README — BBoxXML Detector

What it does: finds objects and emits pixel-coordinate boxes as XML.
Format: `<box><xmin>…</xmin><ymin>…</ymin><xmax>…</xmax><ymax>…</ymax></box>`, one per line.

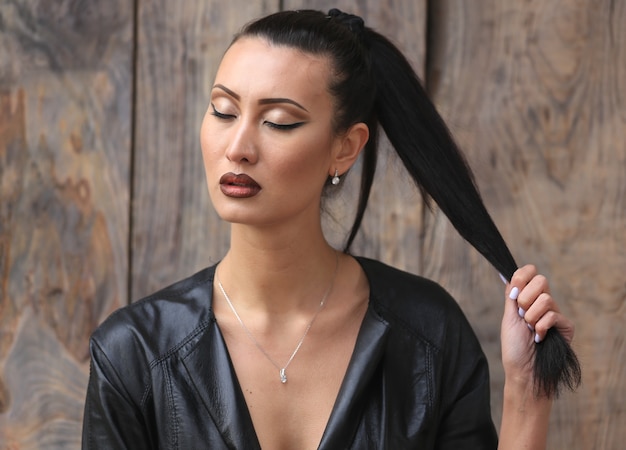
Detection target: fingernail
<box><xmin>518</xmin><ymin>306</ymin><xmax>525</xmax><ymax>317</ymax></box>
<box><xmin>527</xmin><ymin>323</ymin><xmax>534</xmax><ymax>331</ymax></box>
<box><xmin>534</xmin><ymin>333</ymin><xmax>541</xmax><ymax>343</ymax></box>
<box><xmin>499</xmin><ymin>273</ymin><xmax>508</xmax><ymax>285</ymax></box>
<box><xmin>509</xmin><ymin>286</ymin><xmax>519</xmax><ymax>300</ymax></box>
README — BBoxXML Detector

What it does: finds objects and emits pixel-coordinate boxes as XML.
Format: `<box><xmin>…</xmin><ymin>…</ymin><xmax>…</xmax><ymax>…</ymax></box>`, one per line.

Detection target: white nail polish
<box><xmin>527</xmin><ymin>323</ymin><xmax>534</xmax><ymax>331</ymax></box>
<box><xmin>509</xmin><ymin>287</ymin><xmax>519</xmax><ymax>300</ymax></box>
<box><xmin>518</xmin><ymin>306</ymin><xmax>525</xmax><ymax>317</ymax></box>
<box><xmin>499</xmin><ymin>273</ymin><xmax>508</xmax><ymax>285</ymax></box>
<box><xmin>535</xmin><ymin>333</ymin><xmax>541</xmax><ymax>343</ymax></box>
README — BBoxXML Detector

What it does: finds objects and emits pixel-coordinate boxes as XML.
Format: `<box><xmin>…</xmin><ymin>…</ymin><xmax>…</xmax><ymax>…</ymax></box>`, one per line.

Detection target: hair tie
<box><xmin>327</xmin><ymin>8</ymin><xmax>365</xmax><ymax>38</ymax></box>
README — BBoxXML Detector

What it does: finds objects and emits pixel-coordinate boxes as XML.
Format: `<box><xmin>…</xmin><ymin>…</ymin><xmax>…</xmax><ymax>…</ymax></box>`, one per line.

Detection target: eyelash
<box><xmin>210</xmin><ymin>104</ymin><xmax>235</xmax><ymax>120</ymax></box>
<box><xmin>264</xmin><ymin>121</ymin><xmax>305</xmax><ymax>131</ymax></box>
<box><xmin>211</xmin><ymin>104</ymin><xmax>304</xmax><ymax>131</ymax></box>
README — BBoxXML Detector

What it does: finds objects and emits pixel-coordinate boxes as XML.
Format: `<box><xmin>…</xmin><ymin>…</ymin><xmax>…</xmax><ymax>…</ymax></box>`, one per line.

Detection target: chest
<box><xmin>222</xmin><ymin>318</ymin><xmax>362</xmax><ymax>449</ymax></box>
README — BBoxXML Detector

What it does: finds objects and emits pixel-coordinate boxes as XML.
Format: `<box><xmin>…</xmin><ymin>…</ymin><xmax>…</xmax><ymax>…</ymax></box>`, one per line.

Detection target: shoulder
<box><xmin>90</xmin><ymin>265</ymin><xmax>217</xmax><ymax>369</ymax></box>
<box><xmin>356</xmin><ymin>257</ymin><xmax>475</xmax><ymax>351</ymax></box>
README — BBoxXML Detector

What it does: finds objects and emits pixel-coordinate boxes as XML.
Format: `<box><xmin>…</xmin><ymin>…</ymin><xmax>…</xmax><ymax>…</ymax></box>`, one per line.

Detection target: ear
<box><xmin>330</xmin><ymin>122</ymin><xmax>369</xmax><ymax>176</ymax></box>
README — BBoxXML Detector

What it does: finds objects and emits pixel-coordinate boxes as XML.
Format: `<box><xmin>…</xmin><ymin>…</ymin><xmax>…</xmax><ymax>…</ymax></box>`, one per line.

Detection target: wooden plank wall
<box><xmin>0</xmin><ymin>0</ymin><xmax>623</xmax><ymax>448</ymax></box>
<box><xmin>426</xmin><ymin>2</ymin><xmax>625</xmax><ymax>448</ymax></box>
<box><xmin>0</xmin><ymin>0</ymin><xmax>132</xmax><ymax>447</ymax></box>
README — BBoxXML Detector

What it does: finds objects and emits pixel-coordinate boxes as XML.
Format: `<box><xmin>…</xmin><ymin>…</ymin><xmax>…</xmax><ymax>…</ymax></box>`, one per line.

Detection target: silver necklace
<box><xmin>216</xmin><ymin>252</ymin><xmax>339</xmax><ymax>384</ymax></box>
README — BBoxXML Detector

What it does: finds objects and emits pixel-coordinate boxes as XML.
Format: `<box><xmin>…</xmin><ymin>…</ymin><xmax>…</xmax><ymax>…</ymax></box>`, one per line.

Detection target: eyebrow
<box><xmin>212</xmin><ymin>84</ymin><xmax>309</xmax><ymax>112</ymax></box>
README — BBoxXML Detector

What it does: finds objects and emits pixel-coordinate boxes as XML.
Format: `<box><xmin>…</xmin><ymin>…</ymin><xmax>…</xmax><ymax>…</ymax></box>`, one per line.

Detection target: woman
<box><xmin>82</xmin><ymin>9</ymin><xmax>579</xmax><ymax>449</ymax></box>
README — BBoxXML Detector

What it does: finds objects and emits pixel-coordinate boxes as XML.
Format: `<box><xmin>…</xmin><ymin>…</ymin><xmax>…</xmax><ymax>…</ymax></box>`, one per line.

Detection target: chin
<box><xmin>212</xmin><ymin>204</ymin><xmax>264</xmax><ymax>225</ymax></box>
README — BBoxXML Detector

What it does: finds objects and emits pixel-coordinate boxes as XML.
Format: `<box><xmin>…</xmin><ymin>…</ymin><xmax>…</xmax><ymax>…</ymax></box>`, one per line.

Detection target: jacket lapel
<box><xmin>318</xmin><ymin>306</ymin><xmax>390</xmax><ymax>449</ymax></box>
<box><xmin>181</xmin><ymin>300</ymin><xmax>261</xmax><ymax>449</ymax></box>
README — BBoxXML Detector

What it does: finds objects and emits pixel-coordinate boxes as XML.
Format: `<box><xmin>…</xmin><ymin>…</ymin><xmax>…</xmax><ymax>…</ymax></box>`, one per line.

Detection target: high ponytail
<box><xmin>238</xmin><ymin>8</ymin><xmax>581</xmax><ymax>399</ymax></box>
<box><xmin>361</xmin><ymin>26</ymin><xmax>580</xmax><ymax>398</ymax></box>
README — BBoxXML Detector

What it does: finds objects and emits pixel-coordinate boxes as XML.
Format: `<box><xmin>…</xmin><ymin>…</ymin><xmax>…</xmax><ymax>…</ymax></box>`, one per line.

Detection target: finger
<box><xmin>502</xmin><ymin>275</ymin><xmax>523</xmax><ymax>321</ymax></box>
<box><xmin>503</xmin><ymin>281</ymin><xmax>522</xmax><ymax>322</ymax></box>
<box><xmin>517</xmin><ymin>274</ymin><xmax>553</xmax><ymax>314</ymax></box>
<box><xmin>534</xmin><ymin>310</ymin><xmax>575</xmax><ymax>344</ymax></box>
<box><xmin>521</xmin><ymin>292</ymin><xmax>554</xmax><ymax>329</ymax></box>
<box><xmin>510</xmin><ymin>264</ymin><xmax>538</xmax><ymax>295</ymax></box>
<box><xmin>502</xmin><ymin>279</ymin><xmax>534</xmax><ymax>336</ymax></box>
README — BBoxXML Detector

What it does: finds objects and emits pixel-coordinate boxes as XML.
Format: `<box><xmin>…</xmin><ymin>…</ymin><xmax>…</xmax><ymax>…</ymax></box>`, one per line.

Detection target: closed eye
<box><xmin>264</xmin><ymin>121</ymin><xmax>305</xmax><ymax>131</ymax></box>
<box><xmin>210</xmin><ymin>104</ymin><xmax>235</xmax><ymax>120</ymax></box>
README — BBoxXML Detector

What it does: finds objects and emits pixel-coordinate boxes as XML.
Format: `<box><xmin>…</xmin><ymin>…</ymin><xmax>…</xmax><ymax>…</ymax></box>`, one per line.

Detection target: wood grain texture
<box><xmin>0</xmin><ymin>0</ymin><xmax>133</xmax><ymax>446</ymax></box>
<box><xmin>1</xmin><ymin>309</ymin><xmax>87</xmax><ymax>448</ymax></box>
<box><xmin>427</xmin><ymin>0</ymin><xmax>626</xmax><ymax>448</ymax></box>
<box><xmin>131</xmin><ymin>0</ymin><xmax>279</xmax><ymax>300</ymax></box>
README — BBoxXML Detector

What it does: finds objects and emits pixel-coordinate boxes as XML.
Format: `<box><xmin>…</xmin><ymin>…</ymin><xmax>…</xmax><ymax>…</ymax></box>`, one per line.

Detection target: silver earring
<box><xmin>331</xmin><ymin>169</ymin><xmax>340</xmax><ymax>185</ymax></box>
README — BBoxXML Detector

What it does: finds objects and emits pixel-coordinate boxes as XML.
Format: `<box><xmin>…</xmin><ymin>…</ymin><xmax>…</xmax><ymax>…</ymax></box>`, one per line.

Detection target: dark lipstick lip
<box><xmin>219</xmin><ymin>172</ymin><xmax>261</xmax><ymax>187</ymax></box>
<box><xmin>219</xmin><ymin>172</ymin><xmax>262</xmax><ymax>198</ymax></box>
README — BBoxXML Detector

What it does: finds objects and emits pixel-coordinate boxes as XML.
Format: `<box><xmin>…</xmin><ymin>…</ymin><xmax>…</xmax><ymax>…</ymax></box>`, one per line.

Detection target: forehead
<box><xmin>214</xmin><ymin>37</ymin><xmax>332</xmax><ymax>103</ymax></box>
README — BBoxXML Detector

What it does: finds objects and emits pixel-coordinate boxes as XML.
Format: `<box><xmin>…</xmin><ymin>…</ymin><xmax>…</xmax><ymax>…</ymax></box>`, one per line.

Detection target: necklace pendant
<box><xmin>279</xmin><ymin>368</ymin><xmax>287</xmax><ymax>384</ymax></box>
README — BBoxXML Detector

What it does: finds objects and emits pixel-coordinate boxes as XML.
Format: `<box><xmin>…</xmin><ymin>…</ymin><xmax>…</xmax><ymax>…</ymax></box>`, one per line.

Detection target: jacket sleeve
<box><xmin>82</xmin><ymin>338</ymin><xmax>152</xmax><ymax>449</ymax></box>
<box><xmin>432</xmin><ymin>307</ymin><xmax>499</xmax><ymax>450</ymax></box>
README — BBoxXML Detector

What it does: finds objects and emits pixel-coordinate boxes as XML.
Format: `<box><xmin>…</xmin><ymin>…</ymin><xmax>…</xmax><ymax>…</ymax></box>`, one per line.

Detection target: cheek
<box><xmin>200</xmin><ymin>122</ymin><xmax>223</xmax><ymax>166</ymax></box>
<box><xmin>200</xmin><ymin>114</ymin><xmax>212</xmax><ymax>157</ymax></box>
<box><xmin>200</xmin><ymin>138</ymin><xmax>224</xmax><ymax>191</ymax></box>
<box><xmin>275</xmin><ymin>137</ymin><xmax>332</xmax><ymax>183</ymax></box>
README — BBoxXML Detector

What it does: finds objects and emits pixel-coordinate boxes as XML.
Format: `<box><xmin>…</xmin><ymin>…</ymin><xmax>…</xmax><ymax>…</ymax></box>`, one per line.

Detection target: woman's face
<box><xmin>200</xmin><ymin>37</ymin><xmax>342</xmax><ymax>229</ymax></box>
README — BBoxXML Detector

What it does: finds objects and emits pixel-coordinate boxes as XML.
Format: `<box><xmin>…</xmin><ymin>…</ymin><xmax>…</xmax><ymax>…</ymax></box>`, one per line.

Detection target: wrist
<box><xmin>499</xmin><ymin>382</ymin><xmax>553</xmax><ymax>450</ymax></box>
<box><xmin>503</xmin><ymin>380</ymin><xmax>553</xmax><ymax>416</ymax></box>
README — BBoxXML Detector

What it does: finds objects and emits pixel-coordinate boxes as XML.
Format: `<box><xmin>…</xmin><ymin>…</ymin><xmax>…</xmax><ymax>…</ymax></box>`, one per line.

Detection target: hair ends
<box><xmin>534</xmin><ymin>328</ymin><xmax>582</xmax><ymax>398</ymax></box>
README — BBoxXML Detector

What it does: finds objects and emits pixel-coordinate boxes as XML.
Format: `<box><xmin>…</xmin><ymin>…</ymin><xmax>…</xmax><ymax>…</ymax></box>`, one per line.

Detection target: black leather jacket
<box><xmin>82</xmin><ymin>257</ymin><xmax>498</xmax><ymax>449</ymax></box>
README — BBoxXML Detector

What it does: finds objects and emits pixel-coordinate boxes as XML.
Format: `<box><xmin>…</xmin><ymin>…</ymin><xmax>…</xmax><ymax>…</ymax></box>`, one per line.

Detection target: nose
<box><xmin>225</xmin><ymin>120</ymin><xmax>258</xmax><ymax>165</ymax></box>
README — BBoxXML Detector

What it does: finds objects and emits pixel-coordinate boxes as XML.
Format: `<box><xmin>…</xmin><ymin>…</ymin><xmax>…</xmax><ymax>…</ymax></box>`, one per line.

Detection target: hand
<box><xmin>500</xmin><ymin>265</ymin><xmax>575</xmax><ymax>387</ymax></box>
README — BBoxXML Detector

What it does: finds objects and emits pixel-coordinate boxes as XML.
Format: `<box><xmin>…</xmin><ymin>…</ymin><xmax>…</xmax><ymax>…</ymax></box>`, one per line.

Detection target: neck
<box><xmin>217</xmin><ymin>222</ymin><xmax>339</xmax><ymax>314</ymax></box>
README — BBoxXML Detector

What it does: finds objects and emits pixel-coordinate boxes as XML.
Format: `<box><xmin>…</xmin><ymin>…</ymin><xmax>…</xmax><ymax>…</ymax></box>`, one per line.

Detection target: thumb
<box><xmin>503</xmin><ymin>284</ymin><xmax>521</xmax><ymax>323</ymax></box>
